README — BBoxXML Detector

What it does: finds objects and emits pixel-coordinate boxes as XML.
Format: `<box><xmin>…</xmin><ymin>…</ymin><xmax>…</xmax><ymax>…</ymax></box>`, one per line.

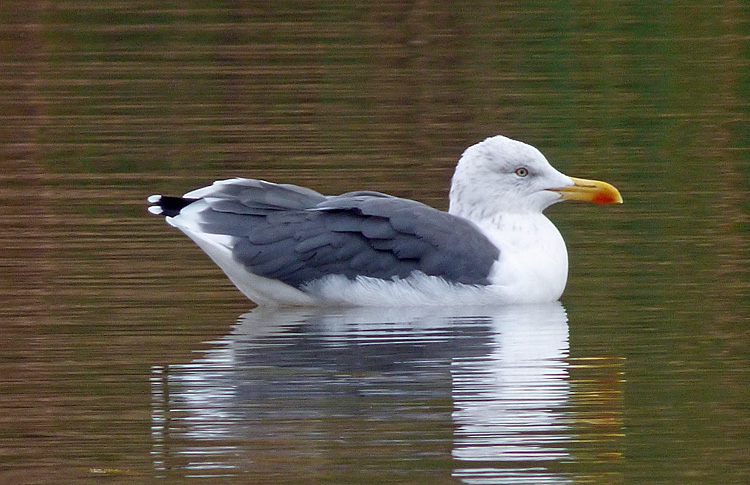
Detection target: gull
<box><xmin>148</xmin><ymin>135</ymin><xmax>622</xmax><ymax>306</ymax></box>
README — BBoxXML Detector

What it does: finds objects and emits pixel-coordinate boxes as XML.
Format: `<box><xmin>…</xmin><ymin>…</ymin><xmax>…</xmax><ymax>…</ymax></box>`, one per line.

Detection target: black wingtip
<box><xmin>147</xmin><ymin>195</ymin><xmax>198</xmax><ymax>217</ymax></box>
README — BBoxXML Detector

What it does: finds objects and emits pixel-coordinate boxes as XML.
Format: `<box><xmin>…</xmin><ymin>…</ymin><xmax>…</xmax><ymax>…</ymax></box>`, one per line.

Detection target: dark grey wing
<box><xmin>189</xmin><ymin>181</ymin><xmax>499</xmax><ymax>288</ymax></box>
<box><xmin>313</xmin><ymin>194</ymin><xmax>500</xmax><ymax>285</ymax></box>
<box><xmin>184</xmin><ymin>178</ymin><xmax>328</xmax><ymax>214</ymax></box>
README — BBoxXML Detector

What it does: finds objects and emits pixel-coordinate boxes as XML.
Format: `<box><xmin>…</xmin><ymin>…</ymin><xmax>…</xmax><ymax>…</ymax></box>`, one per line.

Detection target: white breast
<box><xmin>479</xmin><ymin>213</ymin><xmax>569</xmax><ymax>304</ymax></box>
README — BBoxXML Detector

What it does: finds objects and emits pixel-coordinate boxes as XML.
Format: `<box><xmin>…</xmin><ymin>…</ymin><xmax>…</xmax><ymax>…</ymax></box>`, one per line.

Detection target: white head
<box><xmin>449</xmin><ymin>135</ymin><xmax>570</xmax><ymax>220</ymax></box>
<box><xmin>449</xmin><ymin>135</ymin><xmax>621</xmax><ymax>221</ymax></box>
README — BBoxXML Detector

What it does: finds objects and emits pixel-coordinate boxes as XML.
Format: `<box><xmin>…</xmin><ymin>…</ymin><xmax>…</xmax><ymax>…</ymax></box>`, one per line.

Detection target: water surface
<box><xmin>0</xmin><ymin>1</ymin><xmax>747</xmax><ymax>483</ymax></box>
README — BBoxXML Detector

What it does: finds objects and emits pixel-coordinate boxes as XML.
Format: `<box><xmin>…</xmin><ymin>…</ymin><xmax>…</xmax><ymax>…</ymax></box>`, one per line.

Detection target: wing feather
<box><xmin>179</xmin><ymin>179</ymin><xmax>499</xmax><ymax>289</ymax></box>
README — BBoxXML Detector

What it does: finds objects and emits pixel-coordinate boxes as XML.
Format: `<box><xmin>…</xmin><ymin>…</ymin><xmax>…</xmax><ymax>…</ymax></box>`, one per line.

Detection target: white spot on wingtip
<box><xmin>147</xmin><ymin>194</ymin><xmax>162</xmax><ymax>203</ymax></box>
<box><xmin>148</xmin><ymin>206</ymin><xmax>164</xmax><ymax>215</ymax></box>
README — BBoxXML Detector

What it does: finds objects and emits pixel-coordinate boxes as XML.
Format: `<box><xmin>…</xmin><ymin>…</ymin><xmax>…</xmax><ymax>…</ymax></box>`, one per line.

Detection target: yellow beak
<box><xmin>551</xmin><ymin>177</ymin><xmax>623</xmax><ymax>205</ymax></box>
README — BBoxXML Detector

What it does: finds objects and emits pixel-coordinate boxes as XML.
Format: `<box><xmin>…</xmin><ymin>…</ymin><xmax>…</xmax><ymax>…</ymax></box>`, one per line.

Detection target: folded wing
<box><xmin>157</xmin><ymin>179</ymin><xmax>500</xmax><ymax>290</ymax></box>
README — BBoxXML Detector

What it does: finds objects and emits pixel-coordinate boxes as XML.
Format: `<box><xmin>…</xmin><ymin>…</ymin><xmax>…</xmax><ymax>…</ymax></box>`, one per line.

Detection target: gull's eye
<box><xmin>514</xmin><ymin>167</ymin><xmax>529</xmax><ymax>177</ymax></box>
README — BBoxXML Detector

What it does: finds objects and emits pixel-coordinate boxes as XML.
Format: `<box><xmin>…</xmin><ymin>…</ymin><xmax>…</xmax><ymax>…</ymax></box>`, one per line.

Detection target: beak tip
<box><xmin>594</xmin><ymin>190</ymin><xmax>623</xmax><ymax>205</ymax></box>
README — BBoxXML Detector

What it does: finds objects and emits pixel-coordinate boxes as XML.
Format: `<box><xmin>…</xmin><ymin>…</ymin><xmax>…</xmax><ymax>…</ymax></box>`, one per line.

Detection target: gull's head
<box><xmin>449</xmin><ymin>135</ymin><xmax>622</xmax><ymax>220</ymax></box>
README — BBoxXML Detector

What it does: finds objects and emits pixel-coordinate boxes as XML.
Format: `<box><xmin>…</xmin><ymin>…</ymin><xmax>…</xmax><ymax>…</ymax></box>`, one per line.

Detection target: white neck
<box><xmin>451</xmin><ymin>209</ymin><xmax>569</xmax><ymax>303</ymax></box>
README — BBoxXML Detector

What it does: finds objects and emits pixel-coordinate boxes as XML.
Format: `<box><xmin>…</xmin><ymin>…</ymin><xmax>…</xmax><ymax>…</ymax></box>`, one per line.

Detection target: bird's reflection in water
<box><xmin>151</xmin><ymin>303</ymin><xmax>575</xmax><ymax>483</ymax></box>
<box><xmin>450</xmin><ymin>304</ymin><xmax>571</xmax><ymax>484</ymax></box>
